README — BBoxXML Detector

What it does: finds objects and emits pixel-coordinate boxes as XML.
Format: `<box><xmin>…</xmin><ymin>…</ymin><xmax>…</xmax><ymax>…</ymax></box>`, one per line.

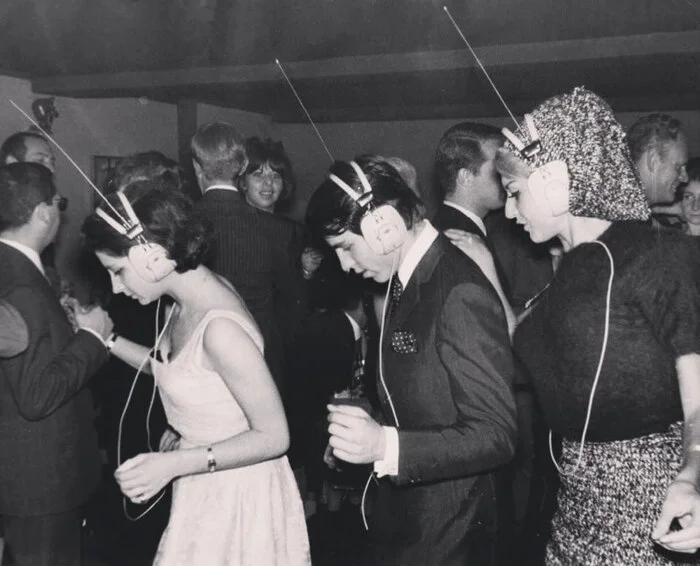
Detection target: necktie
<box><xmin>388</xmin><ymin>276</ymin><xmax>403</xmax><ymax>320</ymax></box>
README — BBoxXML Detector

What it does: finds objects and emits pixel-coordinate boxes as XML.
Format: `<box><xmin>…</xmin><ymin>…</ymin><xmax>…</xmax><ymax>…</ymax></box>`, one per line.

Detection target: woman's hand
<box><xmin>444</xmin><ymin>230</ymin><xmax>494</xmax><ymax>272</ymax></box>
<box><xmin>159</xmin><ymin>427</ymin><xmax>181</xmax><ymax>452</ymax></box>
<box><xmin>652</xmin><ymin>479</ymin><xmax>700</xmax><ymax>553</ymax></box>
<box><xmin>115</xmin><ymin>452</ymin><xmax>179</xmax><ymax>504</ymax></box>
<box><xmin>301</xmin><ymin>247</ymin><xmax>323</xmax><ymax>279</ymax></box>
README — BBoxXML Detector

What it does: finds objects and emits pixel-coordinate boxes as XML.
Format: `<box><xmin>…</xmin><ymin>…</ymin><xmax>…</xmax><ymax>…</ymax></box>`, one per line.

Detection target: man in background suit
<box><xmin>191</xmin><ymin>122</ymin><xmax>303</xmax><ymax>392</ymax></box>
<box><xmin>307</xmin><ymin>156</ymin><xmax>516</xmax><ymax>566</ymax></box>
<box><xmin>0</xmin><ymin>163</ymin><xmax>113</xmax><ymax>566</ymax></box>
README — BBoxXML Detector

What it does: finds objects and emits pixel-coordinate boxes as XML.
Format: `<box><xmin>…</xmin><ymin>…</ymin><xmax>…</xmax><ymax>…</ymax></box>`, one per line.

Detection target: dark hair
<box><xmin>684</xmin><ymin>157</ymin><xmax>700</xmax><ymax>185</ymax></box>
<box><xmin>306</xmin><ymin>154</ymin><xmax>425</xmax><ymax>240</ymax></box>
<box><xmin>239</xmin><ymin>137</ymin><xmax>296</xmax><ymax>205</ymax></box>
<box><xmin>82</xmin><ymin>177</ymin><xmax>211</xmax><ymax>273</ymax></box>
<box><xmin>0</xmin><ymin>131</ymin><xmax>50</xmax><ymax>165</ymax></box>
<box><xmin>190</xmin><ymin>122</ymin><xmax>247</xmax><ymax>183</ymax></box>
<box><xmin>627</xmin><ymin>114</ymin><xmax>684</xmax><ymax>164</ymax></box>
<box><xmin>105</xmin><ymin>150</ymin><xmax>184</xmax><ymax>194</ymax></box>
<box><xmin>433</xmin><ymin>122</ymin><xmax>503</xmax><ymax>201</ymax></box>
<box><xmin>0</xmin><ymin>162</ymin><xmax>56</xmax><ymax>231</ymax></box>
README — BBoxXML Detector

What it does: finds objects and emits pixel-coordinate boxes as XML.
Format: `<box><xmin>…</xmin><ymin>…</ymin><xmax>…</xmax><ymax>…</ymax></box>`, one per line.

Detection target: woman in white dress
<box><xmin>82</xmin><ymin>179</ymin><xmax>311</xmax><ymax>566</ymax></box>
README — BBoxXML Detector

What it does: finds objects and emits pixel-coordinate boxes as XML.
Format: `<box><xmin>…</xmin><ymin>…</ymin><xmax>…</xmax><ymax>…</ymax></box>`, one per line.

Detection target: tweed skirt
<box><xmin>546</xmin><ymin>422</ymin><xmax>699</xmax><ymax>566</ymax></box>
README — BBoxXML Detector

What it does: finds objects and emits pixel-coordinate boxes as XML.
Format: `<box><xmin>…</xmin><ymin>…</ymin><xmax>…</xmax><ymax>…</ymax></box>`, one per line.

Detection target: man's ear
<box><xmin>4</xmin><ymin>156</ymin><xmax>18</xmax><ymax>165</ymax></box>
<box><xmin>456</xmin><ymin>167</ymin><xmax>473</xmax><ymax>188</ymax></box>
<box><xmin>31</xmin><ymin>201</ymin><xmax>52</xmax><ymax>226</ymax></box>
<box><xmin>645</xmin><ymin>147</ymin><xmax>660</xmax><ymax>174</ymax></box>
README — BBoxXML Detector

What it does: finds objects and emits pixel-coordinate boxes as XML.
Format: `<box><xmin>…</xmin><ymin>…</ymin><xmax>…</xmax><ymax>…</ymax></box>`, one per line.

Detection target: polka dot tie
<box><xmin>389</xmin><ymin>276</ymin><xmax>403</xmax><ymax>315</ymax></box>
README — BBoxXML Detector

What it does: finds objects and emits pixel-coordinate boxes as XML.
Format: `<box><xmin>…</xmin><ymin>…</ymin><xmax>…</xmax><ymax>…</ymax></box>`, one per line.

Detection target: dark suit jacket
<box><xmin>195</xmin><ymin>189</ymin><xmax>306</xmax><ymax>392</ymax></box>
<box><xmin>433</xmin><ymin>203</ymin><xmax>511</xmax><ymax>300</ymax></box>
<box><xmin>0</xmin><ymin>243</ymin><xmax>106</xmax><ymax>516</ymax></box>
<box><xmin>370</xmin><ymin>234</ymin><xmax>516</xmax><ymax>566</ymax></box>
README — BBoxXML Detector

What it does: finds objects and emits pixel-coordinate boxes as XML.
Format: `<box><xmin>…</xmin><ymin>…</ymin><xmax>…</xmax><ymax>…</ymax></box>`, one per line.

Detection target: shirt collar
<box><xmin>204</xmin><ymin>184</ymin><xmax>238</xmax><ymax>193</ymax></box>
<box><xmin>396</xmin><ymin>220</ymin><xmax>439</xmax><ymax>288</ymax></box>
<box><xmin>343</xmin><ymin>313</ymin><xmax>362</xmax><ymax>341</ymax></box>
<box><xmin>443</xmin><ymin>200</ymin><xmax>487</xmax><ymax>236</ymax></box>
<box><xmin>0</xmin><ymin>238</ymin><xmax>45</xmax><ymax>276</ymax></box>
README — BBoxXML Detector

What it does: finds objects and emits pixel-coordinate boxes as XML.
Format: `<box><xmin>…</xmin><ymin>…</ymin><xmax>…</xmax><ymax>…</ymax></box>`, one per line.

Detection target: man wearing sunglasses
<box><xmin>0</xmin><ymin>162</ymin><xmax>113</xmax><ymax>566</ymax></box>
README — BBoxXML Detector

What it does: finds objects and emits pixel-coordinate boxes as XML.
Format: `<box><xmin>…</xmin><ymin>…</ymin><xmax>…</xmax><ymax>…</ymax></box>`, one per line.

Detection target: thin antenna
<box><xmin>9</xmin><ymin>100</ymin><xmax>128</xmax><ymax>222</ymax></box>
<box><xmin>274</xmin><ymin>59</ymin><xmax>335</xmax><ymax>163</ymax></box>
<box><xmin>442</xmin><ymin>6</ymin><xmax>520</xmax><ymax>131</ymax></box>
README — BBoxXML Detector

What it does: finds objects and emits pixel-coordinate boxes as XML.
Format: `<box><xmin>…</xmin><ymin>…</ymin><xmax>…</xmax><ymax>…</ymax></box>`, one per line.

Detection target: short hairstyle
<box><xmin>239</xmin><ymin>137</ymin><xmax>296</xmax><ymax>204</ymax></box>
<box><xmin>627</xmin><ymin>114</ymin><xmax>684</xmax><ymax>164</ymax></box>
<box><xmin>0</xmin><ymin>162</ymin><xmax>56</xmax><ymax>231</ymax></box>
<box><xmin>306</xmin><ymin>154</ymin><xmax>426</xmax><ymax>240</ymax></box>
<box><xmin>0</xmin><ymin>131</ymin><xmax>50</xmax><ymax>165</ymax></box>
<box><xmin>434</xmin><ymin>122</ymin><xmax>503</xmax><ymax>200</ymax></box>
<box><xmin>105</xmin><ymin>150</ymin><xmax>184</xmax><ymax>194</ymax></box>
<box><xmin>82</xmin><ymin>176</ymin><xmax>211</xmax><ymax>273</ymax></box>
<box><xmin>190</xmin><ymin>122</ymin><xmax>247</xmax><ymax>183</ymax></box>
<box><xmin>383</xmin><ymin>156</ymin><xmax>419</xmax><ymax>195</ymax></box>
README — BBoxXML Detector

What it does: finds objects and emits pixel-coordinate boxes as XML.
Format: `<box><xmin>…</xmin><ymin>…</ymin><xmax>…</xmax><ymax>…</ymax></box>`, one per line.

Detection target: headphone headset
<box><xmin>502</xmin><ymin>114</ymin><xmax>570</xmax><ymax>217</ymax></box>
<box><xmin>96</xmin><ymin>191</ymin><xmax>175</xmax><ymax>283</ymax></box>
<box><xmin>328</xmin><ymin>161</ymin><xmax>408</xmax><ymax>255</ymax></box>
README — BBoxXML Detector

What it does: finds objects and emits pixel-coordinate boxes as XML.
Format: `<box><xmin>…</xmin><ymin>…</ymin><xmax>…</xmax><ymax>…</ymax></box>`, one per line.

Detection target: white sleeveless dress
<box><xmin>150</xmin><ymin>309</ymin><xmax>311</xmax><ymax>565</ymax></box>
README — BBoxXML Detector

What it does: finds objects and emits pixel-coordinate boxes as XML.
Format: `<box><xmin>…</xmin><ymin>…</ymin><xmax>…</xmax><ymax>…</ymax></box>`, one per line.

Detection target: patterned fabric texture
<box><xmin>503</xmin><ymin>86</ymin><xmax>651</xmax><ymax>222</ymax></box>
<box><xmin>546</xmin><ymin>422</ymin><xmax>697</xmax><ymax>566</ymax></box>
<box><xmin>390</xmin><ymin>329</ymin><xmax>418</xmax><ymax>354</ymax></box>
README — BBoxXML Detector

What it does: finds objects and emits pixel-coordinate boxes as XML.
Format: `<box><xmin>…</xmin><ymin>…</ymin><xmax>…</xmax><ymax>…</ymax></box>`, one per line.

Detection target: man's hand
<box><xmin>327</xmin><ymin>404</ymin><xmax>386</xmax><ymax>464</ymax></box>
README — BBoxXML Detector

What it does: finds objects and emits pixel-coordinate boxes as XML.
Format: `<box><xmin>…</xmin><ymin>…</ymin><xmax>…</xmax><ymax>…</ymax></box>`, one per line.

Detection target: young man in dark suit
<box><xmin>191</xmin><ymin>122</ymin><xmax>305</xmax><ymax>392</ymax></box>
<box><xmin>0</xmin><ymin>163</ymin><xmax>113</xmax><ymax>566</ymax></box>
<box><xmin>306</xmin><ymin>156</ymin><xmax>516</xmax><ymax>566</ymax></box>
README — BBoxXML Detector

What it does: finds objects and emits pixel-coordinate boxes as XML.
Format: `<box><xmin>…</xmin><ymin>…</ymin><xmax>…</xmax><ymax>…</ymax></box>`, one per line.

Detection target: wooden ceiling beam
<box><xmin>32</xmin><ymin>31</ymin><xmax>700</xmax><ymax>98</ymax></box>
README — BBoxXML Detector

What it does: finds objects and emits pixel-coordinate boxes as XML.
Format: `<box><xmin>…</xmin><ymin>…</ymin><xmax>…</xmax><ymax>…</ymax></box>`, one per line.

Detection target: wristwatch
<box><xmin>105</xmin><ymin>331</ymin><xmax>119</xmax><ymax>352</ymax></box>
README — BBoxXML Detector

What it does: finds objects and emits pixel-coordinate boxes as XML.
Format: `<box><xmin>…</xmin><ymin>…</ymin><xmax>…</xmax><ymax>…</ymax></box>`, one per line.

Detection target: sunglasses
<box><xmin>52</xmin><ymin>196</ymin><xmax>68</xmax><ymax>211</ymax></box>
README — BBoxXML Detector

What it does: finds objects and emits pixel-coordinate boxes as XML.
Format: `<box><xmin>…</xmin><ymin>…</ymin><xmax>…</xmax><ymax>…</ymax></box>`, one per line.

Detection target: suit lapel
<box><xmin>388</xmin><ymin>237</ymin><xmax>445</xmax><ymax>331</ymax></box>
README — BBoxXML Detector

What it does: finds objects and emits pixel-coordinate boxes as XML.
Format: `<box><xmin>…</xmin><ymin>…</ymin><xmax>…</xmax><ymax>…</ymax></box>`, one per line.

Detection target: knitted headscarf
<box><xmin>501</xmin><ymin>87</ymin><xmax>650</xmax><ymax>221</ymax></box>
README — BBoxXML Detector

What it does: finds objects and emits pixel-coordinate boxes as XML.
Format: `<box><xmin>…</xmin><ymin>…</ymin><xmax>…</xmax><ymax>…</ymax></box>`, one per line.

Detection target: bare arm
<box><xmin>115</xmin><ymin>316</ymin><xmax>289</xmax><ymax>501</ymax></box>
<box><xmin>652</xmin><ymin>353</ymin><xmax>700</xmax><ymax>551</ymax></box>
<box><xmin>444</xmin><ymin>229</ymin><xmax>516</xmax><ymax>338</ymax></box>
<box><xmin>110</xmin><ymin>336</ymin><xmax>153</xmax><ymax>374</ymax></box>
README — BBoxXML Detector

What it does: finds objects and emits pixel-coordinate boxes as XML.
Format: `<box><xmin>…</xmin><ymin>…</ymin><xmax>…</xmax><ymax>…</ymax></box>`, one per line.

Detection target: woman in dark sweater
<box><xmin>498</xmin><ymin>87</ymin><xmax>700</xmax><ymax>564</ymax></box>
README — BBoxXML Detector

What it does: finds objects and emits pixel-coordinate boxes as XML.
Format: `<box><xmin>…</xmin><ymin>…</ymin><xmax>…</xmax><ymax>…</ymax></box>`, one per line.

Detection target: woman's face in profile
<box><xmin>681</xmin><ymin>181</ymin><xmax>700</xmax><ymax>226</ymax></box>
<box><xmin>497</xmin><ymin>150</ymin><xmax>564</xmax><ymax>244</ymax></box>
<box><xmin>241</xmin><ymin>162</ymin><xmax>284</xmax><ymax>213</ymax></box>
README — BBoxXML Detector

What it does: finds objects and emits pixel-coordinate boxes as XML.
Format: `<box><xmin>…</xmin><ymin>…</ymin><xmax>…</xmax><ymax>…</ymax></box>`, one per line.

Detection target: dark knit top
<box><xmin>515</xmin><ymin>221</ymin><xmax>700</xmax><ymax>441</ymax></box>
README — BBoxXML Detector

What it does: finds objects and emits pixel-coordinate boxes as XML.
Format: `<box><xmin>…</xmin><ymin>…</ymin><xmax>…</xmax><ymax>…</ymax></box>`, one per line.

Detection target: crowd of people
<box><xmin>0</xmin><ymin>86</ymin><xmax>699</xmax><ymax>566</ymax></box>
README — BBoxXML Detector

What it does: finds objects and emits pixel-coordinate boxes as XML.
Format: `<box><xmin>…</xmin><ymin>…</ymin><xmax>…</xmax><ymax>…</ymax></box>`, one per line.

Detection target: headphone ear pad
<box><xmin>528</xmin><ymin>160</ymin><xmax>570</xmax><ymax>217</ymax></box>
<box><xmin>128</xmin><ymin>244</ymin><xmax>175</xmax><ymax>283</ymax></box>
<box><xmin>360</xmin><ymin>205</ymin><xmax>408</xmax><ymax>255</ymax></box>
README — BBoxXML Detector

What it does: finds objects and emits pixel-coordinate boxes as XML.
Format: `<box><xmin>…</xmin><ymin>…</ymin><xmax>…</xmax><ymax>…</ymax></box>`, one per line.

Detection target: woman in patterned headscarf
<box><xmin>499</xmin><ymin>87</ymin><xmax>700</xmax><ymax>565</ymax></box>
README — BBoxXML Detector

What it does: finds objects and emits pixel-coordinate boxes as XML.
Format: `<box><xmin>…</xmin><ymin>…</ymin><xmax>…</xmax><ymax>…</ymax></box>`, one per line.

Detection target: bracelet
<box><xmin>301</xmin><ymin>267</ymin><xmax>313</xmax><ymax>277</ymax></box>
<box><xmin>206</xmin><ymin>446</ymin><xmax>217</xmax><ymax>473</ymax></box>
<box><xmin>105</xmin><ymin>331</ymin><xmax>119</xmax><ymax>352</ymax></box>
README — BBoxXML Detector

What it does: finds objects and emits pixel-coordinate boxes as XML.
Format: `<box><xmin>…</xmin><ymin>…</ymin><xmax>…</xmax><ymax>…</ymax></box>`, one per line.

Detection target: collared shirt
<box><xmin>443</xmin><ymin>200</ymin><xmax>487</xmax><ymax>237</ymax></box>
<box><xmin>375</xmin><ymin>220</ymin><xmax>439</xmax><ymax>478</ymax></box>
<box><xmin>203</xmin><ymin>183</ymin><xmax>238</xmax><ymax>193</ymax></box>
<box><xmin>0</xmin><ymin>238</ymin><xmax>107</xmax><ymax>347</ymax></box>
<box><xmin>0</xmin><ymin>238</ymin><xmax>45</xmax><ymax>276</ymax></box>
<box><xmin>343</xmin><ymin>312</ymin><xmax>362</xmax><ymax>341</ymax></box>
<box><xmin>396</xmin><ymin>221</ymin><xmax>439</xmax><ymax>288</ymax></box>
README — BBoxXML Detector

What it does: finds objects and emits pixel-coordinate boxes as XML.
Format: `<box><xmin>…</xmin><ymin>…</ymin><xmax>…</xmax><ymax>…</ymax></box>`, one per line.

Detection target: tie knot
<box><xmin>390</xmin><ymin>276</ymin><xmax>403</xmax><ymax>306</ymax></box>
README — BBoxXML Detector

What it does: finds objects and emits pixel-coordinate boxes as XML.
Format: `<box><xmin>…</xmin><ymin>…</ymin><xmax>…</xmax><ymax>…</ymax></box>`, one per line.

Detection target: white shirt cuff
<box><xmin>373</xmin><ymin>426</ymin><xmax>399</xmax><ymax>477</ymax></box>
<box><xmin>79</xmin><ymin>327</ymin><xmax>107</xmax><ymax>347</ymax></box>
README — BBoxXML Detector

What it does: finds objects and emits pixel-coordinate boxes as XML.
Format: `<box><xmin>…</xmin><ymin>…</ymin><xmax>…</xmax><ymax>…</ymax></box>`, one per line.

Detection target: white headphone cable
<box><xmin>549</xmin><ymin>240</ymin><xmax>614</xmax><ymax>476</ymax></box>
